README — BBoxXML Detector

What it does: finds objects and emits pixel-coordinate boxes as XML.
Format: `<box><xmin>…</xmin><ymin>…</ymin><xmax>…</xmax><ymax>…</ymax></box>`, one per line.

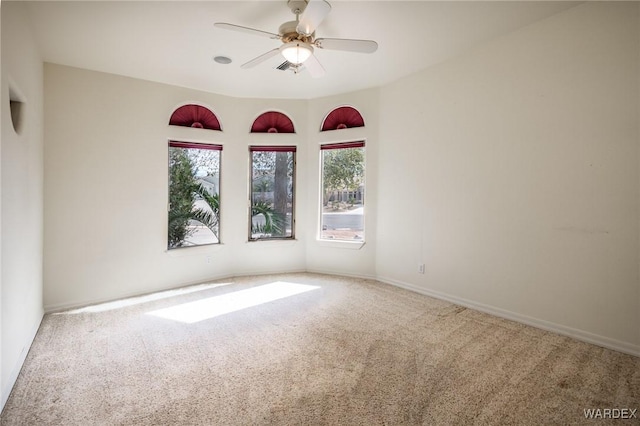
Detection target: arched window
<box><xmin>167</xmin><ymin>104</ymin><xmax>222</xmax><ymax>249</ymax></box>
<box><xmin>169</xmin><ymin>104</ymin><xmax>221</xmax><ymax>131</ymax></box>
<box><xmin>251</xmin><ymin>111</ymin><xmax>295</xmax><ymax>133</ymax></box>
<box><xmin>249</xmin><ymin>111</ymin><xmax>296</xmax><ymax>241</ymax></box>
<box><xmin>320</xmin><ymin>106</ymin><xmax>364</xmax><ymax>131</ymax></box>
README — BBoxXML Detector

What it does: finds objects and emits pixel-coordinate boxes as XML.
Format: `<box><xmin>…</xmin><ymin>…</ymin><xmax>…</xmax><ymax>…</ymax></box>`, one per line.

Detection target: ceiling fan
<box><xmin>214</xmin><ymin>0</ymin><xmax>378</xmax><ymax>78</ymax></box>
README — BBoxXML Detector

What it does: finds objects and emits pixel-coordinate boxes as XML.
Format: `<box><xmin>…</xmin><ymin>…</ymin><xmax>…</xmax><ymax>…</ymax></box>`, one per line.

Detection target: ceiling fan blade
<box><xmin>304</xmin><ymin>53</ymin><xmax>325</xmax><ymax>78</ymax></box>
<box><xmin>214</xmin><ymin>22</ymin><xmax>280</xmax><ymax>39</ymax></box>
<box><xmin>315</xmin><ymin>38</ymin><xmax>378</xmax><ymax>54</ymax></box>
<box><xmin>296</xmin><ymin>0</ymin><xmax>331</xmax><ymax>36</ymax></box>
<box><xmin>241</xmin><ymin>48</ymin><xmax>281</xmax><ymax>69</ymax></box>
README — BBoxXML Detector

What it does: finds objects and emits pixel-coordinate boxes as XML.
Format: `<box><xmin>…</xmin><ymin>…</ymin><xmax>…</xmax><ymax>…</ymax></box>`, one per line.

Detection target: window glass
<box><xmin>250</xmin><ymin>146</ymin><xmax>296</xmax><ymax>240</ymax></box>
<box><xmin>320</xmin><ymin>142</ymin><xmax>365</xmax><ymax>241</ymax></box>
<box><xmin>168</xmin><ymin>141</ymin><xmax>221</xmax><ymax>249</ymax></box>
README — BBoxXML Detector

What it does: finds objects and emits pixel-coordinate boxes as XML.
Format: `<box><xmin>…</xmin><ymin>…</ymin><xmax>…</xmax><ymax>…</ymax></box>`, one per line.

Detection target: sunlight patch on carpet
<box><xmin>59</xmin><ymin>282</ymin><xmax>233</xmax><ymax>314</ymax></box>
<box><xmin>146</xmin><ymin>281</ymin><xmax>319</xmax><ymax>323</ymax></box>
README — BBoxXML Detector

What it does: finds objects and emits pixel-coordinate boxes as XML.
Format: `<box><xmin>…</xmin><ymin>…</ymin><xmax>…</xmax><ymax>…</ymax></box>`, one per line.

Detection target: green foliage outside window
<box><xmin>250</xmin><ymin>149</ymin><xmax>295</xmax><ymax>240</ymax></box>
<box><xmin>322</xmin><ymin>147</ymin><xmax>364</xmax><ymax>206</ymax></box>
<box><xmin>168</xmin><ymin>146</ymin><xmax>220</xmax><ymax>249</ymax></box>
<box><xmin>320</xmin><ymin>144</ymin><xmax>365</xmax><ymax>241</ymax></box>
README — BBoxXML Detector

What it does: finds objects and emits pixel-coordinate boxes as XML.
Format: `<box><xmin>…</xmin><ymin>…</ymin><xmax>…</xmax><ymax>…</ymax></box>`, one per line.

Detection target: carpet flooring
<box><xmin>1</xmin><ymin>273</ymin><xmax>639</xmax><ymax>425</ymax></box>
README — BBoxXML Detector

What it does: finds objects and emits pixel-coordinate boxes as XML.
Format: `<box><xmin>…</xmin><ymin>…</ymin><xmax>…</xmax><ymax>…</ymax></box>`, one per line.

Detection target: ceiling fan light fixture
<box><xmin>280</xmin><ymin>42</ymin><xmax>313</xmax><ymax>64</ymax></box>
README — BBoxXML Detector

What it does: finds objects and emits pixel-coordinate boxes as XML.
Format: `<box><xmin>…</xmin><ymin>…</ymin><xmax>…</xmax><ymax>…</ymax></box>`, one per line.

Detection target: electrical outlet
<box><xmin>418</xmin><ymin>263</ymin><xmax>425</xmax><ymax>274</ymax></box>
<box><xmin>206</xmin><ymin>256</ymin><xmax>212</xmax><ymax>264</ymax></box>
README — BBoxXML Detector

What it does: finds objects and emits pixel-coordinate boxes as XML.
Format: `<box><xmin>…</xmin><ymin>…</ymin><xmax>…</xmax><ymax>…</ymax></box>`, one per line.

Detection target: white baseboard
<box><xmin>231</xmin><ymin>268</ymin><xmax>308</xmax><ymax>279</ymax></box>
<box><xmin>1</xmin><ymin>313</ymin><xmax>44</xmax><ymax>412</ymax></box>
<box><xmin>377</xmin><ymin>276</ymin><xmax>640</xmax><ymax>358</ymax></box>
<box><xmin>305</xmin><ymin>268</ymin><xmax>378</xmax><ymax>282</ymax></box>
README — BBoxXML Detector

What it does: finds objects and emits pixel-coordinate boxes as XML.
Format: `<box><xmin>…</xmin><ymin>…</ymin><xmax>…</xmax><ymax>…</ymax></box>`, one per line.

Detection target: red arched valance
<box><xmin>251</xmin><ymin>111</ymin><xmax>295</xmax><ymax>133</ymax></box>
<box><xmin>169</xmin><ymin>104</ymin><xmax>221</xmax><ymax>130</ymax></box>
<box><xmin>321</xmin><ymin>106</ymin><xmax>365</xmax><ymax>131</ymax></box>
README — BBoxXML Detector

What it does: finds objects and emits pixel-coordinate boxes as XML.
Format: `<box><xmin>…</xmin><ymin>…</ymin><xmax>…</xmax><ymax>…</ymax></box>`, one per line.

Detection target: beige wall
<box><xmin>377</xmin><ymin>2</ymin><xmax>639</xmax><ymax>353</ymax></box>
<box><xmin>1</xmin><ymin>2</ymin><xmax>45</xmax><ymax>408</ymax></box>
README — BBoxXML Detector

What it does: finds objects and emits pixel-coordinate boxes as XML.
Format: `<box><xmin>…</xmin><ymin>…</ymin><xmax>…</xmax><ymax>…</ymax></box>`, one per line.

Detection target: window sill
<box><xmin>316</xmin><ymin>240</ymin><xmax>365</xmax><ymax>250</ymax></box>
<box><xmin>246</xmin><ymin>239</ymin><xmax>298</xmax><ymax>248</ymax></box>
<box><xmin>166</xmin><ymin>243</ymin><xmax>225</xmax><ymax>257</ymax></box>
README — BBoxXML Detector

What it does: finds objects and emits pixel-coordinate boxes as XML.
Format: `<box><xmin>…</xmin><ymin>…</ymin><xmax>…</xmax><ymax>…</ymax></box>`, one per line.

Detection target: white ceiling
<box><xmin>24</xmin><ymin>1</ymin><xmax>581</xmax><ymax>100</ymax></box>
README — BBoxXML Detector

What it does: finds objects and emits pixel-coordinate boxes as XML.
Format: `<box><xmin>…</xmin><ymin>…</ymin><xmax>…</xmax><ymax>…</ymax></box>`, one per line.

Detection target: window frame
<box><xmin>168</xmin><ymin>140</ymin><xmax>223</xmax><ymax>250</ymax></box>
<box><xmin>319</xmin><ymin>140</ymin><xmax>366</xmax><ymax>242</ymax></box>
<box><xmin>248</xmin><ymin>145</ymin><xmax>297</xmax><ymax>242</ymax></box>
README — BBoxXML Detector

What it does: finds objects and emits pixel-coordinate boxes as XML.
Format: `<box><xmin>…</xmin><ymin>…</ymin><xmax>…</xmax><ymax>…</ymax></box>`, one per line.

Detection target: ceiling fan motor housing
<box><xmin>279</xmin><ymin>21</ymin><xmax>312</xmax><ymax>43</ymax></box>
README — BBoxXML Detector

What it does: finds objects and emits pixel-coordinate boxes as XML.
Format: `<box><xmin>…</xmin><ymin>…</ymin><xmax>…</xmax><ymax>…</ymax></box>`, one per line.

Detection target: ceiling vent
<box><xmin>276</xmin><ymin>61</ymin><xmax>293</xmax><ymax>71</ymax></box>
